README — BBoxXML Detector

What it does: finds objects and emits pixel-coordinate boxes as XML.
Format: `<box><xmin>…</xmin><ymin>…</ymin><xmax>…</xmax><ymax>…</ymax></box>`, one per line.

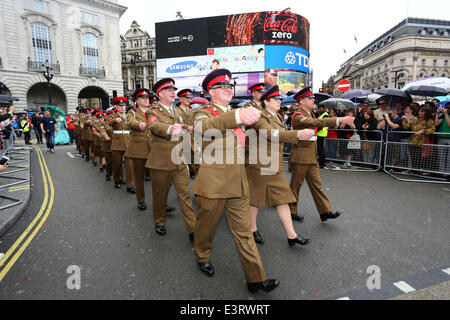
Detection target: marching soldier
<box><xmin>288</xmin><ymin>87</ymin><xmax>355</xmax><ymax>222</ymax></box>
<box><xmin>176</xmin><ymin>88</ymin><xmax>198</xmax><ymax>178</ymax></box>
<box><xmin>100</xmin><ymin>109</ymin><xmax>115</xmax><ymax>181</ymax></box>
<box><xmin>246</xmin><ymin>85</ymin><xmax>313</xmax><ymax>246</ymax></box>
<box><xmin>73</xmin><ymin>107</ymin><xmax>83</xmax><ymax>155</ymax></box>
<box><xmin>145</xmin><ymin>79</ymin><xmax>197</xmax><ymax>239</ymax></box>
<box><xmin>88</xmin><ymin>109</ymin><xmax>100</xmax><ymax>166</ymax></box>
<box><xmin>192</xmin><ymin>68</ymin><xmax>279</xmax><ymax>293</ymax></box>
<box><xmin>125</xmin><ymin>88</ymin><xmax>152</xmax><ymax>210</ymax></box>
<box><xmin>243</xmin><ymin>83</ymin><xmax>265</xmax><ymax>110</ymax></box>
<box><xmin>80</xmin><ymin>108</ymin><xmax>92</xmax><ymax>161</ymax></box>
<box><xmin>109</xmin><ymin>97</ymin><xmax>135</xmax><ymax>193</ymax></box>
<box><xmin>92</xmin><ymin>111</ymin><xmax>106</xmax><ymax>171</ymax></box>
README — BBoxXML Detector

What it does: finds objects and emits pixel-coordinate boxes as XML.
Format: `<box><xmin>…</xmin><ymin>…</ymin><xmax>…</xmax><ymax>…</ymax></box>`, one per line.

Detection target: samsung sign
<box><xmin>166</xmin><ymin>61</ymin><xmax>198</xmax><ymax>74</ymax></box>
<box><xmin>265</xmin><ymin>45</ymin><xmax>309</xmax><ymax>73</ymax></box>
<box><xmin>157</xmin><ymin>56</ymin><xmax>208</xmax><ymax>78</ymax></box>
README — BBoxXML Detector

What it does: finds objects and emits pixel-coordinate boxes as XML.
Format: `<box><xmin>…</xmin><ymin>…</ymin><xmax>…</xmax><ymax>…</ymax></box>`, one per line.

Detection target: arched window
<box><xmin>82</xmin><ymin>33</ymin><xmax>99</xmax><ymax>72</ymax></box>
<box><xmin>31</xmin><ymin>22</ymin><xmax>53</xmax><ymax>63</ymax></box>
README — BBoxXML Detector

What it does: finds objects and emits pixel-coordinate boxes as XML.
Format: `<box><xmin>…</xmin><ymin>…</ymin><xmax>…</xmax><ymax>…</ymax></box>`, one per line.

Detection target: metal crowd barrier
<box><xmin>384</xmin><ymin>131</ymin><xmax>450</xmax><ymax>184</ymax></box>
<box><xmin>0</xmin><ymin>132</ymin><xmax>30</xmax><ymax>210</ymax></box>
<box><xmin>324</xmin><ymin>129</ymin><xmax>384</xmax><ymax>172</ymax></box>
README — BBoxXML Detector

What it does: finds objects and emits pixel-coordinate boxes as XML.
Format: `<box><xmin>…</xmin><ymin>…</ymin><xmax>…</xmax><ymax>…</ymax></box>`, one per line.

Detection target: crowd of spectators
<box><xmin>279</xmin><ymin>97</ymin><xmax>450</xmax><ymax>179</ymax></box>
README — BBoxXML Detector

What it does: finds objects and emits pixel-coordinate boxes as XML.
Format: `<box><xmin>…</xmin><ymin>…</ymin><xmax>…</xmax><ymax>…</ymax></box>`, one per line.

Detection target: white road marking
<box><xmin>337</xmin><ymin>297</ymin><xmax>350</xmax><ymax>300</ymax></box>
<box><xmin>0</xmin><ymin>253</ymin><xmax>4</xmax><ymax>259</ymax></box>
<box><xmin>66</xmin><ymin>152</ymin><xmax>75</xmax><ymax>159</ymax></box>
<box><xmin>393</xmin><ymin>281</ymin><xmax>416</xmax><ymax>293</ymax></box>
<box><xmin>442</xmin><ymin>268</ymin><xmax>450</xmax><ymax>276</ymax></box>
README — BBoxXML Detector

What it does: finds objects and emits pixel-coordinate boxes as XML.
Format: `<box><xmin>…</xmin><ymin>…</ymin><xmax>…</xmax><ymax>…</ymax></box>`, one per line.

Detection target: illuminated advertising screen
<box><xmin>233</xmin><ymin>72</ymin><xmax>266</xmax><ymax>97</ymax></box>
<box><xmin>155</xmin><ymin>19</ymin><xmax>207</xmax><ymax>59</ymax></box>
<box><xmin>265</xmin><ymin>45</ymin><xmax>310</xmax><ymax>74</ymax></box>
<box><xmin>168</xmin><ymin>76</ymin><xmax>205</xmax><ymax>92</ymax></box>
<box><xmin>207</xmin><ymin>13</ymin><xmax>264</xmax><ymax>47</ymax></box>
<box><xmin>265</xmin><ymin>70</ymin><xmax>307</xmax><ymax>94</ymax></box>
<box><xmin>207</xmin><ymin>45</ymin><xmax>265</xmax><ymax>73</ymax></box>
<box><xmin>157</xmin><ymin>56</ymin><xmax>208</xmax><ymax>78</ymax></box>
<box><xmin>263</xmin><ymin>11</ymin><xmax>309</xmax><ymax>49</ymax></box>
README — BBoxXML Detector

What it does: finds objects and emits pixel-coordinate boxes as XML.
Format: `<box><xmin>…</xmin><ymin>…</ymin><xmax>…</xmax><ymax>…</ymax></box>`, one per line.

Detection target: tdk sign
<box><xmin>265</xmin><ymin>46</ymin><xmax>309</xmax><ymax>73</ymax></box>
<box><xmin>166</xmin><ymin>61</ymin><xmax>197</xmax><ymax>74</ymax></box>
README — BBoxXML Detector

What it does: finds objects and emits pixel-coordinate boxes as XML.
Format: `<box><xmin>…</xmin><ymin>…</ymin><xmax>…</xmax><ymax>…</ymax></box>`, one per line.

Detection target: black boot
<box><xmin>287</xmin><ymin>235</ymin><xmax>311</xmax><ymax>246</ymax></box>
<box><xmin>247</xmin><ymin>279</ymin><xmax>279</xmax><ymax>293</ymax></box>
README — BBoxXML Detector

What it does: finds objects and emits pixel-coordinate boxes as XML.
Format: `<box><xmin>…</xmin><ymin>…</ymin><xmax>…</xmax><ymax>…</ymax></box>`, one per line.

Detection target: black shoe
<box><xmin>105</xmin><ymin>176</ymin><xmax>111</xmax><ymax>181</ymax></box>
<box><xmin>291</xmin><ymin>214</ymin><xmax>304</xmax><ymax>222</ymax></box>
<box><xmin>119</xmin><ymin>180</ymin><xmax>126</xmax><ymax>185</ymax></box>
<box><xmin>100</xmin><ymin>167</ymin><xmax>104</xmax><ymax>173</ymax></box>
<box><xmin>93</xmin><ymin>162</ymin><xmax>97</xmax><ymax>167</ymax></box>
<box><xmin>320</xmin><ymin>211</ymin><xmax>341</xmax><ymax>222</ymax></box>
<box><xmin>166</xmin><ymin>205</ymin><xmax>175</xmax><ymax>213</ymax></box>
<box><xmin>247</xmin><ymin>279</ymin><xmax>280</xmax><ymax>293</ymax></box>
<box><xmin>115</xmin><ymin>183</ymin><xmax>121</xmax><ymax>189</ymax></box>
<box><xmin>189</xmin><ymin>171</ymin><xmax>195</xmax><ymax>179</ymax></box>
<box><xmin>198</xmin><ymin>262</ymin><xmax>215</xmax><ymax>277</ymax></box>
<box><xmin>145</xmin><ymin>175</ymin><xmax>151</xmax><ymax>182</ymax></box>
<box><xmin>155</xmin><ymin>225</ymin><xmax>166</xmax><ymax>236</ymax></box>
<box><xmin>253</xmin><ymin>231</ymin><xmax>264</xmax><ymax>244</ymax></box>
<box><xmin>138</xmin><ymin>202</ymin><xmax>146</xmax><ymax>210</ymax></box>
<box><xmin>288</xmin><ymin>235</ymin><xmax>311</xmax><ymax>246</ymax></box>
<box><xmin>81</xmin><ymin>154</ymin><xmax>85</xmax><ymax>158</ymax></box>
<box><xmin>189</xmin><ymin>233</ymin><xmax>194</xmax><ymax>243</ymax></box>
<box><xmin>127</xmin><ymin>187</ymin><xmax>136</xmax><ymax>194</ymax></box>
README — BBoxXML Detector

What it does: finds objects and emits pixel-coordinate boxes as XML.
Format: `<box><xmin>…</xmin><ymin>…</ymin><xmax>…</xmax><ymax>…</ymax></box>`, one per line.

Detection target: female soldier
<box><xmin>246</xmin><ymin>85</ymin><xmax>314</xmax><ymax>247</ymax></box>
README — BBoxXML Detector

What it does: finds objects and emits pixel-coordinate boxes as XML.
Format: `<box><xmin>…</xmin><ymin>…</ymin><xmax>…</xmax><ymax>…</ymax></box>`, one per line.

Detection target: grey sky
<box><xmin>118</xmin><ymin>0</ymin><xmax>449</xmax><ymax>90</ymax></box>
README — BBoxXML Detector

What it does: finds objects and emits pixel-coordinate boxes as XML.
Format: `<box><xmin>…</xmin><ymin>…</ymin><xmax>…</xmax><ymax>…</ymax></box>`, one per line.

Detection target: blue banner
<box><xmin>265</xmin><ymin>45</ymin><xmax>310</xmax><ymax>73</ymax></box>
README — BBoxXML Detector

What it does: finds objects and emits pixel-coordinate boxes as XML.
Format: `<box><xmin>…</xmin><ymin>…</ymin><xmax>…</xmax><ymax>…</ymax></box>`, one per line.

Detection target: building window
<box><xmin>122</xmin><ymin>54</ymin><xmax>127</xmax><ymax>62</ymax></box>
<box><xmin>122</xmin><ymin>68</ymin><xmax>127</xmax><ymax>77</ymax></box>
<box><xmin>136</xmin><ymin>66</ymin><xmax>143</xmax><ymax>76</ymax></box>
<box><xmin>31</xmin><ymin>22</ymin><xmax>53</xmax><ymax>63</ymax></box>
<box><xmin>400</xmin><ymin>59</ymin><xmax>406</xmax><ymax>66</ymax></box>
<box><xmin>445</xmin><ymin>60</ymin><xmax>448</xmax><ymax>66</ymax></box>
<box><xmin>123</xmin><ymin>82</ymin><xmax>128</xmax><ymax>92</ymax></box>
<box><xmin>147</xmin><ymin>51</ymin><xmax>152</xmax><ymax>60</ymax></box>
<box><xmin>433</xmin><ymin>60</ymin><xmax>437</xmax><ymax>66</ymax></box>
<box><xmin>422</xmin><ymin>59</ymin><xmax>426</xmax><ymax>66</ymax></box>
<box><xmin>398</xmin><ymin>82</ymin><xmax>405</xmax><ymax>89</ymax></box>
<box><xmin>28</xmin><ymin>0</ymin><xmax>50</xmax><ymax>14</ymax></box>
<box><xmin>82</xmin><ymin>33</ymin><xmax>100</xmax><ymax>70</ymax></box>
<box><xmin>81</xmin><ymin>11</ymin><xmax>98</xmax><ymax>25</ymax></box>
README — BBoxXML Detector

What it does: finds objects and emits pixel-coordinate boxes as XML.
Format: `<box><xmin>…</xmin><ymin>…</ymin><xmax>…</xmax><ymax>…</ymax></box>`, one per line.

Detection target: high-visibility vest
<box><xmin>317</xmin><ymin>111</ymin><xmax>329</xmax><ymax>137</ymax></box>
<box><xmin>20</xmin><ymin>120</ymin><xmax>30</xmax><ymax>132</ymax></box>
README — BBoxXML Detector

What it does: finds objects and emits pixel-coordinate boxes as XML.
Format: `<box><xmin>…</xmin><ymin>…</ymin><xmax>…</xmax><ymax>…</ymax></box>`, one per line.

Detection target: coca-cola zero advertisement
<box><xmin>263</xmin><ymin>11</ymin><xmax>309</xmax><ymax>49</ymax></box>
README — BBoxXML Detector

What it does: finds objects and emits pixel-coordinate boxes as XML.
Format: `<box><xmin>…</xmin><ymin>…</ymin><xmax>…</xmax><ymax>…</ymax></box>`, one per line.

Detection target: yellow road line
<box><xmin>8</xmin><ymin>186</ymin><xmax>30</xmax><ymax>192</ymax></box>
<box><xmin>0</xmin><ymin>147</ymin><xmax>53</xmax><ymax>282</ymax></box>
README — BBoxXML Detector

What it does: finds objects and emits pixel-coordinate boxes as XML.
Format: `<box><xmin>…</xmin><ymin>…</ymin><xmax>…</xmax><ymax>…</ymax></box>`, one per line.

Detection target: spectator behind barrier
<box><xmin>435</xmin><ymin>102</ymin><xmax>450</xmax><ymax>179</ymax></box>
<box><xmin>402</xmin><ymin>106</ymin><xmax>435</xmax><ymax>174</ymax></box>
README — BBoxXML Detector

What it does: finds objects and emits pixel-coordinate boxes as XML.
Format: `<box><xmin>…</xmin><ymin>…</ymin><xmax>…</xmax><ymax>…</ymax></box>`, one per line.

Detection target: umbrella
<box><xmin>403</xmin><ymin>85</ymin><xmax>447</xmax><ymax>97</ymax></box>
<box><xmin>319</xmin><ymin>98</ymin><xmax>355</xmax><ymax>110</ymax></box>
<box><xmin>0</xmin><ymin>94</ymin><xmax>19</xmax><ymax>102</ymax></box>
<box><xmin>402</xmin><ymin>77</ymin><xmax>450</xmax><ymax>91</ymax></box>
<box><xmin>281</xmin><ymin>95</ymin><xmax>296</xmax><ymax>106</ymax></box>
<box><xmin>376</xmin><ymin>88</ymin><xmax>412</xmax><ymax>107</ymax></box>
<box><xmin>340</xmin><ymin>89</ymin><xmax>372</xmax><ymax>101</ymax></box>
<box><xmin>192</xmin><ymin>97</ymin><xmax>209</xmax><ymax>105</ymax></box>
<box><xmin>438</xmin><ymin>99</ymin><xmax>450</xmax><ymax>108</ymax></box>
<box><xmin>314</xmin><ymin>92</ymin><xmax>333</xmax><ymax>104</ymax></box>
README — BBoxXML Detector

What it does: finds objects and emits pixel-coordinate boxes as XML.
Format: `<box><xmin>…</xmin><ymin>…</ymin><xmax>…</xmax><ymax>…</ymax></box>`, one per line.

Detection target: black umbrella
<box><xmin>341</xmin><ymin>89</ymin><xmax>372</xmax><ymax>101</ymax></box>
<box><xmin>404</xmin><ymin>85</ymin><xmax>448</xmax><ymax>97</ymax></box>
<box><xmin>314</xmin><ymin>92</ymin><xmax>333</xmax><ymax>104</ymax></box>
<box><xmin>0</xmin><ymin>94</ymin><xmax>19</xmax><ymax>102</ymax></box>
<box><xmin>319</xmin><ymin>98</ymin><xmax>355</xmax><ymax>110</ymax></box>
<box><xmin>375</xmin><ymin>88</ymin><xmax>411</xmax><ymax>107</ymax></box>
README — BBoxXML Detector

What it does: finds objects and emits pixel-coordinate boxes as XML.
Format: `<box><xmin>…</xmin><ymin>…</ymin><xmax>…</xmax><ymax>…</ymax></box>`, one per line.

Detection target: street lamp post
<box><xmin>391</xmin><ymin>70</ymin><xmax>403</xmax><ymax>89</ymax></box>
<box><xmin>42</xmin><ymin>60</ymin><xmax>54</xmax><ymax>105</ymax></box>
<box><xmin>127</xmin><ymin>53</ymin><xmax>142</xmax><ymax>91</ymax></box>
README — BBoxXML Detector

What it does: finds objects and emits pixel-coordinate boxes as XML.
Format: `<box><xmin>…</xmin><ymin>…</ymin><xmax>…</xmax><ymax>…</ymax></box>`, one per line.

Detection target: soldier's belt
<box><xmin>113</xmin><ymin>130</ymin><xmax>130</xmax><ymax>135</ymax></box>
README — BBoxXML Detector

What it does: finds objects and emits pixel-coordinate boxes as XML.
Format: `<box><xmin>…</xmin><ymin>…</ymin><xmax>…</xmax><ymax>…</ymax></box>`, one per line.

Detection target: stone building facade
<box><xmin>120</xmin><ymin>21</ymin><xmax>156</xmax><ymax>101</ymax></box>
<box><xmin>329</xmin><ymin>18</ymin><xmax>450</xmax><ymax>96</ymax></box>
<box><xmin>0</xmin><ymin>0</ymin><xmax>127</xmax><ymax>113</ymax></box>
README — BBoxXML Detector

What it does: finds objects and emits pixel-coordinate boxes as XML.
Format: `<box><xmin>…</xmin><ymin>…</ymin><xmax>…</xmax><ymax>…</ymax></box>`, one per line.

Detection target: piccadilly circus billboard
<box><xmin>155</xmin><ymin>11</ymin><xmax>310</xmax><ymax>96</ymax></box>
